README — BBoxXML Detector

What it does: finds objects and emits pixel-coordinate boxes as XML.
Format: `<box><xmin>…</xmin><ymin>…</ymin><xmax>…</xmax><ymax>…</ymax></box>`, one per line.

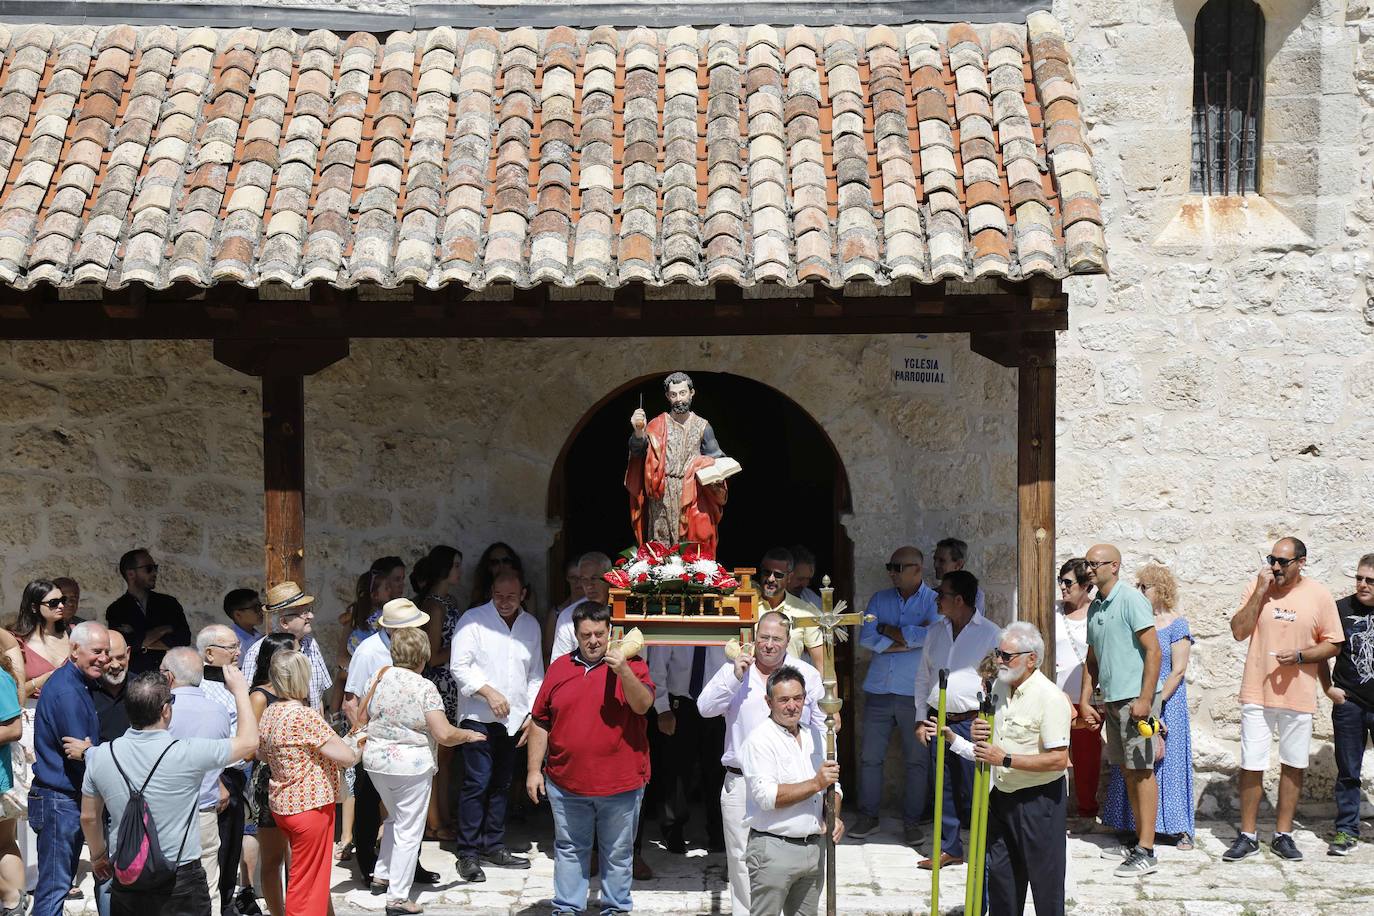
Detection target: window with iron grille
<box><xmin>1191</xmin><ymin>0</ymin><xmax>1265</xmax><ymax>195</ymax></box>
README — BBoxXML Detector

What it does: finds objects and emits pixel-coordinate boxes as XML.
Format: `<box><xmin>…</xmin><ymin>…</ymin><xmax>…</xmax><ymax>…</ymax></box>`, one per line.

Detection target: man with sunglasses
<box><xmin>1225</xmin><ymin>537</ymin><xmax>1341</xmax><ymax>862</ymax></box>
<box><xmin>850</xmin><ymin>547</ymin><xmax>938</xmax><ymax>846</ymax></box>
<box><xmin>757</xmin><ymin>548</ymin><xmax>826</xmax><ymax>669</ymax></box>
<box><xmin>1322</xmin><ymin>553</ymin><xmax>1374</xmax><ymax>856</ymax></box>
<box><xmin>1077</xmin><ymin>544</ymin><xmax>1161</xmax><ymax>878</ymax></box>
<box><xmin>106</xmin><ymin>549</ymin><xmax>192</xmax><ymax>676</ymax></box>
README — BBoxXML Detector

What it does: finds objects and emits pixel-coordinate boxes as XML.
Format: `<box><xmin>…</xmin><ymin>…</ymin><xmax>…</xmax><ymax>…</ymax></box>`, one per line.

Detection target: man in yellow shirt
<box><xmin>757</xmin><ymin>548</ymin><xmax>825</xmax><ymax>670</ymax></box>
<box><xmin>945</xmin><ymin>621</ymin><xmax>1070</xmax><ymax>916</ymax></box>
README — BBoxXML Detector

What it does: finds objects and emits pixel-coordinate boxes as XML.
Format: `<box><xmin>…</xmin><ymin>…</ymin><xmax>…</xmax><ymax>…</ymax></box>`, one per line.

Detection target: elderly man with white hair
<box><xmin>549</xmin><ymin>552</ymin><xmax>613</xmax><ymax>661</ymax></box>
<box><xmin>198</xmin><ymin>624</ymin><xmax>251</xmax><ymax>916</ymax></box>
<box><xmin>162</xmin><ymin>646</ymin><xmax>233</xmax><ymax>915</ymax></box>
<box><xmin>938</xmin><ymin>621</ymin><xmax>1071</xmax><ymax>916</ymax></box>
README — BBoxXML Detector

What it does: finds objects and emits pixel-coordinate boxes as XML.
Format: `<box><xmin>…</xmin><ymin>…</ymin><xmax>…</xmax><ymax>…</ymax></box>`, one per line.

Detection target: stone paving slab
<box><xmin>55</xmin><ymin>817</ymin><xmax>1374</xmax><ymax>915</ymax></box>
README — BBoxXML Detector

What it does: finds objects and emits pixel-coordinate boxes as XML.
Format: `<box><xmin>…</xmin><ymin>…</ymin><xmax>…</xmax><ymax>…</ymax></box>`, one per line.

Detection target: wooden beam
<box><xmin>214</xmin><ymin>338</ymin><xmax>349</xmax><ymax>590</ymax></box>
<box><xmin>1016</xmin><ymin>330</ymin><xmax>1057</xmax><ymax>675</ymax></box>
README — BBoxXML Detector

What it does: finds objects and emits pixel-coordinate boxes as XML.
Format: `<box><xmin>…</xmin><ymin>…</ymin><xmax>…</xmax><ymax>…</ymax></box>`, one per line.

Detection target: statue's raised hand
<box><xmin>631</xmin><ymin>407</ymin><xmax>647</xmax><ymax>436</ymax></box>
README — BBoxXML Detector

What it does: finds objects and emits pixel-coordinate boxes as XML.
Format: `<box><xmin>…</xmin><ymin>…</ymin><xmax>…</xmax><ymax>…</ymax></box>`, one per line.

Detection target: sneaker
<box><xmin>481</xmin><ymin>848</ymin><xmax>531</xmax><ymax>869</ymax></box>
<box><xmin>903</xmin><ymin>824</ymin><xmax>925</xmax><ymax>848</ymax></box>
<box><xmin>1270</xmin><ymin>834</ymin><xmax>1303</xmax><ymax>861</ymax></box>
<box><xmin>1329</xmin><ymin>832</ymin><xmax>1359</xmax><ymax>856</ymax></box>
<box><xmin>457</xmin><ymin>856</ymin><xmax>486</xmax><ymax>883</ymax></box>
<box><xmin>1222</xmin><ymin>834</ymin><xmax>1260</xmax><ymax>862</ymax></box>
<box><xmin>1112</xmin><ymin>847</ymin><xmax>1158</xmax><ymax>878</ymax></box>
<box><xmin>1098</xmin><ymin>843</ymin><xmax>1132</xmax><ymax>859</ymax></box>
<box><xmin>848</xmin><ymin>815</ymin><xmax>880</xmax><ymax>839</ymax></box>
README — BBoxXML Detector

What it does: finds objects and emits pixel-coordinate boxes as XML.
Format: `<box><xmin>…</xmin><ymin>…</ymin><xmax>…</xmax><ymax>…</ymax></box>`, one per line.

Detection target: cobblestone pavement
<box><xmin>313</xmin><ymin>816</ymin><xmax>1374</xmax><ymax>915</ymax></box>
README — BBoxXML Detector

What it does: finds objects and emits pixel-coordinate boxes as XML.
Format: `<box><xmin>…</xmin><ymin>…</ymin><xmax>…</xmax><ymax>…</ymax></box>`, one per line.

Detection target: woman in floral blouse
<box><xmin>359</xmin><ymin>627</ymin><xmax>484</xmax><ymax>915</ymax></box>
<box><xmin>258</xmin><ymin>650</ymin><xmax>361</xmax><ymax>916</ymax></box>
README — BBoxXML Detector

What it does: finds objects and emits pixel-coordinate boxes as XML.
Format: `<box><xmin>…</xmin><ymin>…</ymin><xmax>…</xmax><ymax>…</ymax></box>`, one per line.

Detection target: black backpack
<box><xmin>108</xmin><ymin>739</ymin><xmax>196</xmax><ymax>890</ymax></box>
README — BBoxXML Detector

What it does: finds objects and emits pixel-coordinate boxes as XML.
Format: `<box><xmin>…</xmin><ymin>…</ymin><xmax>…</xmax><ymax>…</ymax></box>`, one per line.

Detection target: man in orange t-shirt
<box><xmin>1225</xmin><ymin>537</ymin><xmax>1343</xmax><ymax>863</ymax></box>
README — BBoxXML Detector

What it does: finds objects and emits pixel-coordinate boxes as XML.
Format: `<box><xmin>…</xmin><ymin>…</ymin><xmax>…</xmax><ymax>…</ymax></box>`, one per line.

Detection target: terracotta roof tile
<box><xmin>0</xmin><ymin>19</ymin><xmax>1102</xmax><ymax>290</ymax></box>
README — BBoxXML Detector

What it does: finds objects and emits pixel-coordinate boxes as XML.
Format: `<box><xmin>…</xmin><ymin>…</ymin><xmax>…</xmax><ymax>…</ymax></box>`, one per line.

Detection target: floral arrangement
<box><xmin>603</xmin><ymin>541</ymin><xmax>740</xmax><ymax>595</ymax></box>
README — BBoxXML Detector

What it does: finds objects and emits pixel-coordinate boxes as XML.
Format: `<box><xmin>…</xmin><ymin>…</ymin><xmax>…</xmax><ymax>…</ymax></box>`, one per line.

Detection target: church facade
<box><xmin>0</xmin><ymin>0</ymin><xmax>1366</xmax><ymax>814</ymax></box>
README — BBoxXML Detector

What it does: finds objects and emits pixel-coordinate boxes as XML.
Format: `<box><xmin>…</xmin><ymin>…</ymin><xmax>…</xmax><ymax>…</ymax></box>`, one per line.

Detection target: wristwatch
<box><xmin>1002</xmin><ymin>754</ymin><xmax>1013</xmax><ymax>768</ymax></box>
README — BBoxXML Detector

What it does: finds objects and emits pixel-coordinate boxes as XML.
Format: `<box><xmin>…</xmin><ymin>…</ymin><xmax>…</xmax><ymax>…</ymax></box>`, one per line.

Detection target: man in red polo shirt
<box><xmin>527</xmin><ymin>602</ymin><xmax>655</xmax><ymax>915</ymax></box>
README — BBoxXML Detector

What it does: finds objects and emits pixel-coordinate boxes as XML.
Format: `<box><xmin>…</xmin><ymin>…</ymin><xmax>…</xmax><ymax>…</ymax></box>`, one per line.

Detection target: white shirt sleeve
<box><xmin>742</xmin><ymin>733</ymin><xmax>781</xmax><ymax>812</ymax></box>
<box><xmin>551</xmin><ymin>610</ymin><xmax>576</xmax><ymax>661</ymax></box>
<box><xmin>451</xmin><ymin>618</ymin><xmax>490</xmax><ymax>698</ymax></box>
<box><xmin>696</xmin><ymin>661</ymin><xmax>740</xmax><ymax>718</ymax></box>
<box><xmin>649</xmin><ymin>649</ymin><xmax>671</xmax><ymax>714</ymax></box>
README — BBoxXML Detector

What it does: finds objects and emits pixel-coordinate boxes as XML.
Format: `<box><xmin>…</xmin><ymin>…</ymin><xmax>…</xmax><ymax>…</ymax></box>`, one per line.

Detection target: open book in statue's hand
<box><xmin>696</xmin><ymin>456</ymin><xmax>741</xmax><ymax>486</ymax></box>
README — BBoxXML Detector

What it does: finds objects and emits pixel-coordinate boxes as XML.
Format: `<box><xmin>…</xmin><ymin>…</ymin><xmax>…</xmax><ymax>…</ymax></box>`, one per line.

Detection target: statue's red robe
<box><xmin>624</xmin><ymin>413</ymin><xmax>728</xmax><ymax>558</ymax></box>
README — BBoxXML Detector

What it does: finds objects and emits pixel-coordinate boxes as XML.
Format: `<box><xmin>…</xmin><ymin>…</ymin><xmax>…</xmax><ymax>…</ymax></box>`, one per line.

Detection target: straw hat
<box><xmin>379</xmin><ymin>597</ymin><xmax>429</xmax><ymax>630</ymax></box>
<box><xmin>263</xmin><ymin>581</ymin><xmax>314</xmax><ymax>613</ymax></box>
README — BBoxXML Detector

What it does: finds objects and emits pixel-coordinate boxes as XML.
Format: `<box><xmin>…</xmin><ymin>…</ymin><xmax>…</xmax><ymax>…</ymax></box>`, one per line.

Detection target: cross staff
<box><xmin>787</xmin><ymin>575</ymin><xmax>872</xmax><ymax>916</ymax></box>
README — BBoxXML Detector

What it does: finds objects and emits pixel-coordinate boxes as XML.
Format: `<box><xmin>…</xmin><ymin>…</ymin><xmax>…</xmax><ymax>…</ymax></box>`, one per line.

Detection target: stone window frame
<box><xmin>1189</xmin><ymin>0</ymin><xmax>1265</xmax><ymax>196</ymax></box>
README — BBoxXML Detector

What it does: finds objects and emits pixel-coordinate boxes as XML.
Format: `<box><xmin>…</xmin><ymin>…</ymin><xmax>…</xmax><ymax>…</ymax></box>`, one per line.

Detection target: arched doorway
<box><xmin>546</xmin><ymin>371</ymin><xmax>858</xmax><ymax>768</ymax></box>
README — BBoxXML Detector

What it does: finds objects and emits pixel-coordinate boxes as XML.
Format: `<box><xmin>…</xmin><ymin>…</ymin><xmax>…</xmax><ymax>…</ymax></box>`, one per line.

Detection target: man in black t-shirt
<box><xmin>106</xmin><ymin>548</ymin><xmax>192</xmax><ymax>675</ymax></box>
<box><xmin>1322</xmin><ymin>552</ymin><xmax>1374</xmax><ymax>855</ymax></box>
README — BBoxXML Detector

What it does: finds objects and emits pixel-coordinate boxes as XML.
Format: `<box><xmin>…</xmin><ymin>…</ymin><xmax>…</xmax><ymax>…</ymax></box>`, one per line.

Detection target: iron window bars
<box><xmin>1191</xmin><ymin>0</ymin><xmax>1265</xmax><ymax>196</ymax></box>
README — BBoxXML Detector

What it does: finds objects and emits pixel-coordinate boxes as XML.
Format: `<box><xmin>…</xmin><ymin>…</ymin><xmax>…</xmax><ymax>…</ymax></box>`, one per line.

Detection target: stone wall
<box><xmin>0</xmin><ymin>333</ymin><xmax>1019</xmax><ymax>674</ymax></box>
<box><xmin>1054</xmin><ymin>0</ymin><xmax>1371</xmax><ymax>815</ymax></box>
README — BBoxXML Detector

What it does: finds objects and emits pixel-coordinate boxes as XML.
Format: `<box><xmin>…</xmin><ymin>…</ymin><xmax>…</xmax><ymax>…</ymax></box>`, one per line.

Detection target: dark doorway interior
<box><xmin>558</xmin><ymin>371</ymin><xmax>841</xmax><ymax>573</ymax></box>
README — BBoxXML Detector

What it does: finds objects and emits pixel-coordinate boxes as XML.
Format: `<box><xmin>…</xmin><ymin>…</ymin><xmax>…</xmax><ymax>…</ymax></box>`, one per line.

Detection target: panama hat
<box><xmin>263</xmin><ymin>581</ymin><xmax>314</xmax><ymax>613</ymax></box>
<box><xmin>379</xmin><ymin>597</ymin><xmax>429</xmax><ymax>629</ymax></box>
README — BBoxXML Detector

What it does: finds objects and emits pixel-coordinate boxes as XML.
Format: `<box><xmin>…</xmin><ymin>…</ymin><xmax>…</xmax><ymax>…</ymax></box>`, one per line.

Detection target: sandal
<box><xmin>424</xmin><ymin>826</ymin><xmax>456</xmax><ymax>842</ymax></box>
<box><xmin>385</xmin><ymin>902</ymin><xmax>424</xmax><ymax>915</ymax></box>
<box><xmin>335</xmin><ymin>841</ymin><xmax>354</xmax><ymax>862</ymax></box>
<box><xmin>1176</xmin><ymin>833</ymin><xmax>1195</xmax><ymax>851</ymax></box>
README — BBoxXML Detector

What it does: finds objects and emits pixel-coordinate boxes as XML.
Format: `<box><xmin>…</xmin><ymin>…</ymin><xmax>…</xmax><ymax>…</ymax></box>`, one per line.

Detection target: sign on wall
<box><xmin>891</xmin><ymin>345</ymin><xmax>953</xmax><ymax>395</ymax></box>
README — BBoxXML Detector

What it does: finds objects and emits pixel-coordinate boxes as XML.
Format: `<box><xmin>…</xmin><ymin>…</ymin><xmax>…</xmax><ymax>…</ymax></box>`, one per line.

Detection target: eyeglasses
<box><xmin>208</xmin><ymin>643</ymin><xmax>239</xmax><ymax>652</ymax></box>
<box><xmin>36</xmin><ymin>597</ymin><xmax>70</xmax><ymax>609</ymax></box>
<box><xmin>165</xmin><ymin>696</ymin><xmax>176</xmax><ymax>707</ymax></box>
<box><xmin>760</xmin><ymin>569</ymin><xmax>788</xmax><ymax>581</ymax></box>
<box><xmin>1356</xmin><ymin>575</ymin><xmax>1374</xmax><ymax>586</ymax></box>
<box><xmin>135</xmin><ymin>564</ymin><xmax>159</xmax><ymax>573</ymax></box>
<box><xmin>755</xmin><ymin>634</ymin><xmax>787</xmax><ymax>645</ymax></box>
<box><xmin>885</xmin><ymin>563</ymin><xmax>919</xmax><ymax>573</ymax></box>
<box><xmin>1266</xmin><ymin>555</ymin><xmax>1301</xmax><ymax>568</ymax></box>
<box><xmin>231</xmin><ymin>606</ymin><xmax>260</xmax><ymax>615</ymax></box>
<box><xmin>1058</xmin><ymin>578</ymin><xmax>1076</xmax><ymax>589</ymax></box>
<box><xmin>279</xmin><ymin>610</ymin><xmax>313</xmax><ymax>621</ymax></box>
<box><xmin>996</xmin><ymin>649</ymin><xmax>1032</xmax><ymax>663</ymax></box>
<box><xmin>936</xmin><ymin>591</ymin><xmax>956</xmax><ymax>602</ymax></box>
<box><xmin>1084</xmin><ymin>560</ymin><xmax>1112</xmax><ymax>571</ymax></box>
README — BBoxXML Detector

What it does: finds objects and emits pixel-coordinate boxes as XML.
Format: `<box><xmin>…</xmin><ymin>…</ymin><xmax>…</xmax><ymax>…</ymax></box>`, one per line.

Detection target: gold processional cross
<box><xmin>787</xmin><ymin>576</ymin><xmax>872</xmax><ymax>916</ymax></box>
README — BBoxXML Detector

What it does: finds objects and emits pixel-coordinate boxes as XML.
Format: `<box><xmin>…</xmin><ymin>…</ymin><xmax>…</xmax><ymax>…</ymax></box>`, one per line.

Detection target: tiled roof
<box><xmin>0</xmin><ymin>14</ymin><xmax>1105</xmax><ymax>292</ymax></box>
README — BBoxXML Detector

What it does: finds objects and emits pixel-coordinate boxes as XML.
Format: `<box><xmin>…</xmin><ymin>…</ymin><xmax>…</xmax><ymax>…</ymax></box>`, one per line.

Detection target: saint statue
<box><xmin>625</xmin><ymin>371</ymin><xmax>735</xmax><ymax>558</ymax></box>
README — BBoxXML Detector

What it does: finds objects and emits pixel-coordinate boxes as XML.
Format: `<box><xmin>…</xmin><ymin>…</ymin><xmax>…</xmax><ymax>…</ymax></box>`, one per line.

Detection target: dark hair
<box><xmin>13</xmin><ymin>578</ymin><xmax>61</xmax><ymax>640</ymax></box>
<box><xmin>252</xmin><ymin>633</ymin><xmax>298</xmax><ymax>689</ymax></box>
<box><xmin>470</xmin><ymin>542</ymin><xmax>525</xmax><ymax>609</ymax></box>
<box><xmin>766</xmin><ymin>665</ymin><xmax>806</xmax><ymax>698</ymax></box>
<box><xmin>1058</xmin><ymin>558</ymin><xmax>1090</xmax><ymax>585</ymax></box>
<box><xmin>941</xmin><ymin>570</ymin><xmax>979</xmax><ymax>608</ymax></box>
<box><xmin>346</xmin><ymin>571</ymin><xmax>385</xmax><ymax>632</ymax></box>
<box><xmin>223</xmin><ymin>588</ymin><xmax>260</xmax><ymax>616</ymax></box>
<box><xmin>788</xmin><ymin>544</ymin><xmax>816</xmax><ymax>568</ymax></box>
<box><xmin>760</xmin><ymin>547</ymin><xmax>794</xmax><ymax>571</ymax></box>
<box><xmin>663</xmin><ymin>371</ymin><xmax>694</xmax><ymax>393</ymax></box>
<box><xmin>411</xmin><ymin>546</ymin><xmax>461</xmax><ymax>601</ymax></box>
<box><xmin>571</xmin><ymin>602</ymin><xmax>611</xmax><ymax>628</ymax></box>
<box><xmin>936</xmin><ymin>538</ymin><xmax>968</xmax><ymax>563</ymax></box>
<box><xmin>1280</xmin><ymin>537</ymin><xmax>1308</xmax><ymax>560</ymax></box>
<box><xmin>118</xmin><ymin>548</ymin><xmax>150</xmax><ymax>578</ymax></box>
<box><xmin>371</xmin><ymin>556</ymin><xmax>404</xmax><ymax>577</ymax></box>
<box><xmin>1360</xmin><ymin>553</ymin><xmax>1374</xmax><ymax>571</ymax></box>
<box><xmin>126</xmin><ymin>671</ymin><xmax>172</xmax><ymax>728</ymax></box>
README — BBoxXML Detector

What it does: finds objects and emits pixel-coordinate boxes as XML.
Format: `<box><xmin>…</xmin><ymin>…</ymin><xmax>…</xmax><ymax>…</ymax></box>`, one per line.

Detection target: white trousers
<box><xmin>198</xmin><ymin>808</ymin><xmax>221</xmax><ymax>916</ymax></box>
<box><xmin>370</xmin><ymin>771</ymin><xmax>433</xmax><ymax>903</ymax></box>
<box><xmin>722</xmin><ymin>771</ymin><xmax>750</xmax><ymax>916</ymax></box>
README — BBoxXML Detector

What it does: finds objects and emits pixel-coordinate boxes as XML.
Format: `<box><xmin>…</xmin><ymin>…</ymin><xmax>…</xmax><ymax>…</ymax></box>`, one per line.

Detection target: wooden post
<box><xmin>1017</xmin><ymin>332</ymin><xmax>1056</xmax><ymax>676</ymax></box>
<box><xmin>214</xmin><ymin>339</ymin><xmax>349</xmax><ymax>589</ymax></box>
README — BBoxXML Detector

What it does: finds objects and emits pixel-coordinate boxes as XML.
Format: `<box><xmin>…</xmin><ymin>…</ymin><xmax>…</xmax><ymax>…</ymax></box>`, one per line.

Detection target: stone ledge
<box><xmin>1152</xmin><ymin>196</ymin><xmax>1313</xmax><ymax>253</ymax></box>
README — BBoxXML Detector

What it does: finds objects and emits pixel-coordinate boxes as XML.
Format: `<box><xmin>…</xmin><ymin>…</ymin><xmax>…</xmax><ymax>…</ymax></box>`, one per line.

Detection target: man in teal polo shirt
<box><xmin>1077</xmin><ymin>544</ymin><xmax>1162</xmax><ymax>878</ymax></box>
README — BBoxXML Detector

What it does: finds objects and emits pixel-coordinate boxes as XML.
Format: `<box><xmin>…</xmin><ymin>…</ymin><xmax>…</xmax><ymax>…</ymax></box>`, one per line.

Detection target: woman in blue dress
<box><xmin>1101</xmin><ymin>563</ymin><xmax>1196</xmax><ymax>849</ymax></box>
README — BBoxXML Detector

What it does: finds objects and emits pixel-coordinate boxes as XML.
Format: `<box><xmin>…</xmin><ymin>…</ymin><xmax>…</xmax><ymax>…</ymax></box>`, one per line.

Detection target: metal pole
<box><xmin>968</xmin><ymin>696</ymin><xmax>997</xmax><ymax>916</ymax></box>
<box><xmin>819</xmin><ymin>581</ymin><xmax>841</xmax><ymax>916</ymax></box>
<box><xmin>930</xmin><ymin>669</ymin><xmax>949</xmax><ymax>916</ymax></box>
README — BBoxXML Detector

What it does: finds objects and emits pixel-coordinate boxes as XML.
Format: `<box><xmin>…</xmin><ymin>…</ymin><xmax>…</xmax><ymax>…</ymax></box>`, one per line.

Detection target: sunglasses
<box><xmin>885</xmin><ymin>563</ymin><xmax>918</xmax><ymax>573</ymax></box>
<box><xmin>1058</xmin><ymin>578</ymin><xmax>1076</xmax><ymax>589</ymax></box>
<box><xmin>1084</xmin><ymin>560</ymin><xmax>1111</xmax><ymax>571</ymax></box>
<box><xmin>135</xmin><ymin>564</ymin><xmax>159</xmax><ymax>573</ymax></box>
<box><xmin>760</xmin><ymin>569</ymin><xmax>788</xmax><ymax>581</ymax></box>
<box><xmin>36</xmin><ymin>597</ymin><xmax>70</xmax><ymax>609</ymax></box>
<box><xmin>996</xmin><ymin>649</ymin><xmax>1031</xmax><ymax>663</ymax></box>
<box><xmin>1266</xmin><ymin>555</ymin><xmax>1301</xmax><ymax>568</ymax></box>
<box><xmin>1356</xmin><ymin>575</ymin><xmax>1374</xmax><ymax>586</ymax></box>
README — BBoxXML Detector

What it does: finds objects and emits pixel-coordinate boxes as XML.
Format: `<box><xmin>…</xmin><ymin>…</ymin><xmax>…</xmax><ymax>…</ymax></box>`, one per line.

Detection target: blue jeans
<box><xmin>859</xmin><ymin>692</ymin><xmax>928</xmax><ymax>824</ymax></box>
<box><xmin>29</xmin><ymin>787</ymin><xmax>83</xmax><ymax>916</ymax></box>
<box><xmin>546</xmin><ymin>779</ymin><xmax>643</xmax><ymax>914</ymax></box>
<box><xmin>1333</xmin><ymin>700</ymin><xmax>1374</xmax><ymax>835</ymax></box>
<box><xmin>458</xmin><ymin>720</ymin><xmax>516</xmax><ymax>857</ymax></box>
<box><xmin>938</xmin><ymin>718</ymin><xmax>976</xmax><ymax>857</ymax></box>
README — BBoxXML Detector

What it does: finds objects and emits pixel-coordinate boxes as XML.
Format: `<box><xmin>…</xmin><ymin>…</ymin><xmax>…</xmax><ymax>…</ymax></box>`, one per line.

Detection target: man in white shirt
<box><xmin>343</xmin><ymin>598</ymin><xmax>438</xmax><ymax>888</ymax></box>
<box><xmin>741</xmin><ymin>665</ymin><xmax>843</xmax><ymax>916</ymax></box>
<box><xmin>650</xmin><ymin>644</ymin><xmax>727</xmax><ymax>853</ymax></box>
<box><xmin>451</xmin><ymin>569</ymin><xmax>545</xmax><ymax>882</ymax></box>
<box><xmin>932</xmin><ymin>538</ymin><xmax>987</xmax><ymax>613</ymax></box>
<box><xmin>550</xmin><ymin>552</ymin><xmax>612</xmax><ymax>661</ymax></box>
<box><xmin>914</xmin><ymin>570</ymin><xmax>1002</xmax><ymax>870</ymax></box>
<box><xmin>698</xmin><ymin>611</ymin><xmax>822</xmax><ymax>916</ymax></box>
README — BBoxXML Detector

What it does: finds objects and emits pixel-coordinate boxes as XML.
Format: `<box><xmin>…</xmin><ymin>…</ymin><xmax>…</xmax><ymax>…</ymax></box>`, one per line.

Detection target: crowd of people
<box><xmin>0</xmin><ymin>534</ymin><xmax>1368</xmax><ymax>916</ymax></box>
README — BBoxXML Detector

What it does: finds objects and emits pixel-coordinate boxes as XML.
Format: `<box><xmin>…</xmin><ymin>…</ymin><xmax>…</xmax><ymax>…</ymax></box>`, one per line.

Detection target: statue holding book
<box><xmin>625</xmin><ymin>371</ymin><xmax>740</xmax><ymax>559</ymax></box>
